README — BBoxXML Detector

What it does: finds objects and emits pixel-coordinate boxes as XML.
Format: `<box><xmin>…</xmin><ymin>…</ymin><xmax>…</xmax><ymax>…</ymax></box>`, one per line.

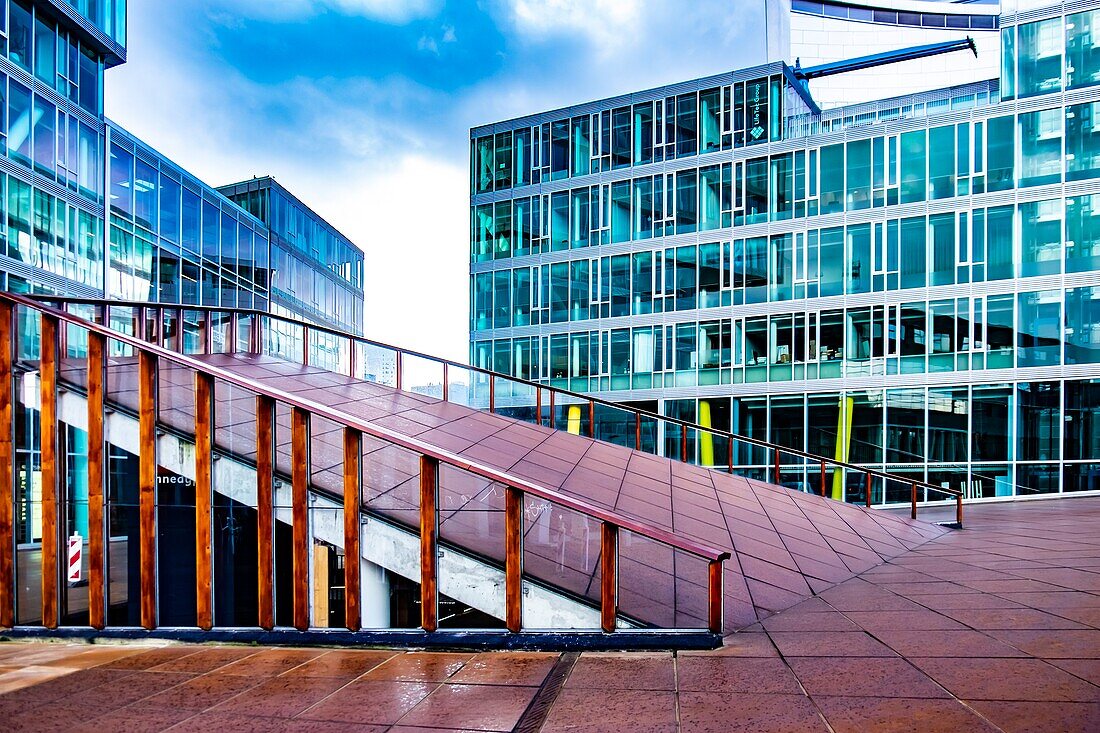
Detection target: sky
<box><xmin>106</xmin><ymin>0</ymin><xmax>767</xmax><ymax>364</ymax></box>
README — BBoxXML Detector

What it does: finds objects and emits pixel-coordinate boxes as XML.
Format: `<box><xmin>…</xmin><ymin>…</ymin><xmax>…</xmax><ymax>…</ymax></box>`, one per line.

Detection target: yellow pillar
<box><xmin>832</xmin><ymin>396</ymin><xmax>854</xmax><ymax>501</ymax></box>
<box><xmin>699</xmin><ymin>400</ymin><xmax>714</xmax><ymax>467</ymax></box>
<box><xmin>567</xmin><ymin>405</ymin><xmax>581</xmax><ymax>435</ymax></box>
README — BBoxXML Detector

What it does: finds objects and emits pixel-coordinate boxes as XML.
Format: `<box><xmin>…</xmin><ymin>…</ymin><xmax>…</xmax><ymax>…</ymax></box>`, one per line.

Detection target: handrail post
<box><xmin>773</xmin><ymin>448</ymin><xmax>781</xmax><ymax>486</ymax></box>
<box><xmin>443</xmin><ymin>363</ymin><xmax>450</xmax><ymax>402</ymax></box>
<box><xmin>910</xmin><ymin>482</ymin><xmax>918</xmax><ymax>520</ymax></box>
<box><xmin>819</xmin><ymin>460</ymin><xmax>826</xmax><ymax>496</ymax></box>
<box><xmin>249</xmin><ymin>313</ymin><xmax>262</xmax><ymax>356</ymax></box>
<box><xmin>255</xmin><ymin>395</ymin><xmax>275</xmax><ymax>630</ymax></box>
<box><xmin>173</xmin><ymin>308</ymin><xmax>183</xmax><ymax>353</ymax></box>
<box><xmin>228</xmin><ymin>312</ymin><xmax>239</xmax><ymax>354</ymax></box>
<box><xmin>681</xmin><ymin>428</ymin><xmax>688</xmax><ymax>463</ymax></box>
<box><xmin>344</xmin><ymin>427</ymin><xmax>362</xmax><ymax>632</ymax></box>
<box><xmin>0</xmin><ymin>302</ymin><xmax>12</xmax><ymax>629</ymax></box>
<box><xmin>865</xmin><ymin>470</ymin><xmax>873</xmax><ymax>508</ymax></box>
<box><xmin>956</xmin><ymin>494</ymin><xmax>964</xmax><ymax>527</ymax></box>
<box><xmin>87</xmin><ymin>332</ymin><xmax>106</xmax><ymax>630</ymax></box>
<box><xmin>727</xmin><ymin>438</ymin><xmax>734</xmax><ymax>474</ymax></box>
<box><xmin>505</xmin><ymin>486</ymin><xmax>523</xmax><ymax>633</ymax></box>
<box><xmin>588</xmin><ymin>400</ymin><xmax>595</xmax><ymax>439</ymax></box>
<box><xmin>154</xmin><ymin>307</ymin><xmax>164</xmax><ymax>347</ymax></box>
<box><xmin>195</xmin><ymin>372</ymin><xmax>214</xmax><ymax>630</ymax></box>
<box><xmin>635</xmin><ymin>413</ymin><xmax>641</xmax><ymax>451</ymax></box>
<box><xmin>202</xmin><ymin>314</ymin><xmax>212</xmax><ymax>355</ymax></box>
<box><xmin>138</xmin><ymin>349</ymin><xmax>158</xmax><ymax>630</ymax></box>
<box><xmin>395</xmin><ymin>351</ymin><xmax>402</xmax><ymax>390</ymax></box>
<box><xmin>291</xmin><ymin>406</ymin><xmax>310</xmax><ymax>630</ymax></box>
<box><xmin>420</xmin><ymin>455</ymin><xmax>439</xmax><ymax>632</ymax></box>
<box><xmin>548</xmin><ymin>390</ymin><xmax>555</xmax><ymax>429</ymax></box>
<box><xmin>40</xmin><ymin>314</ymin><xmax>59</xmax><ymax>629</ymax></box>
<box><xmin>535</xmin><ymin>384</ymin><xmax>541</xmax><ymax>424</ymax></box>
<box><xmin>347</xmin><ymin>338</ymin><xmax>356</xmax><ymax>378</ymax></box>
<box><xmin>708</xmin><ymin>559</ymin><xmax>724</xmax><ymax>634</ymax></box>
<box><xmin>600</xmin><ymin>522</ymin><xmax>617</xmax><ymax>633</ymax></box>
<box><xmin>301</xmin><ymin>326</ymin><xmax>310</xmax><ymax>367</ymax></box>
<box><xmin>489</xmin><ymin>374</ymin><xmax>495</xmax><ymax>413</ymax></box>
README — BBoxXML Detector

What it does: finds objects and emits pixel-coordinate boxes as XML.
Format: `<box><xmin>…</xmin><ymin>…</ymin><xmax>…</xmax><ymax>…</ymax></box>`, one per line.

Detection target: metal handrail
<box><xmin>3</xmin><ymin>291</ymin><xmax>730</xmax><ymax>636</ymax></box>
<box><xmin>34</xmin><ymin>296</ymin><xmax>964</xmax><ymax>523</ymax></box>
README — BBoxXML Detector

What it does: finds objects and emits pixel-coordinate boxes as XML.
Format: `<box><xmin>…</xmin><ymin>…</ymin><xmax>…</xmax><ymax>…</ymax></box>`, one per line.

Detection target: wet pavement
<box><xmin>0</xmin><ymin>497</ymin><xmax>1098</xmax><ymax>732</ymax></box>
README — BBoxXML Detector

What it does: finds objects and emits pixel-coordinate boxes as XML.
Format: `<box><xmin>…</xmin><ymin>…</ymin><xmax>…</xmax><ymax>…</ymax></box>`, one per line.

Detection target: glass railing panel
<box><xmin>265</xmin><ymin>318</ymin><xmax>304</xmax><ymax>364</ymax></box>
<box><xmin>437</xmin><ymin>465</ymin><xmax>506</xmax><ymax>628</ymax></box>
<box><xmin>492</xmin><ymin>375</ymin><xmax>538</xmax><ymax>426</ymax></box>
<box><xmin>445</xmin><ymin>365</ymin><xmax>476</xmax><ymax>409</ymax></box>
<box><xmin>307</xmin><ymin>329</ymin><xmax>344</xmax><ymax>373</ymax></box>
<box><xmin>181</xmin><ymin>310</ymin><xmax>205</xmax><ymax>355</ymax></box>
<box><xmin>548</xmin><ymin>394</ymin><xmax>589</xmax><ymax>437</ymax></box>
<box><xmin>617</xmin><ymin>531</ymin><xmax>710</xmax><ymax>630</ymax></box>
<box><xmin>13</xmin><ymin>309</ymin><xmax>43</xmax><ymax>626</ymax></box>
<box><xmin>103</xmin><ymin>333</ymin><xmax>140</xmax><ymax>627</ymax></box>
<box><xmin>883</xmin><ymin>466</ymin><xmax>926</xmax><ymax>505</ymax></box>
<box><xmin>592</xmin><ymin>402</ymin><xmax>637</xmax><ymax>450</ymax></box>
<box><xmin>403</xmin><ymin>353</ymin><xmax>445</xmax><ymax>400</ymax></box>
<box><xmin>362</xmin><ymin>343</ymin><xmax>398</xmax><ymax>388</ymax></box>
<box><xmin>521</xmin><ymin>496</ymin><xmax>602</xmax><ymax>630</ymax></box>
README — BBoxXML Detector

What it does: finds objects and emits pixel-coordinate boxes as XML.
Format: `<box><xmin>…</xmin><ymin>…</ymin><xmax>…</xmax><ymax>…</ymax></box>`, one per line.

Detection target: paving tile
<box><xmin>761</xmin><ymin>611</ymin><xmax>860</xmax><ymax>632</ymax></box>
<box><xmin>785</xmin><ymin>657</ymin><xmax>949</xmax><ymax>698</ymax></box>
<box><xmin>297</xmin><ymin>679</ymin><xmax>434</xmax><ymax>725</ymax></box>
<box><xmin>564</xmin><ymin>653</ymin><xmax>674</xmax><ymax>691</ymax></box>
<box><xmin>985</xmin><ymin>629</ymin><xmax>1100</xmax><ymax>659</ymax></box>
<box><xmin>73</xmin><ymin>701</ymin><xmax>202</xmax><ymax>733</ymax></box>
<box><xmin>396</xmin><ymin>682</ymin><xmax>534</xmax><ymax>731</ymax></box>
<box><xmin>680</xmin><ymin>632</ymin><xmax>778</xmax><ymax>657</ymax></box>
<box><xmin>211</xmin><ymin>648</ymin><xmax>323</xmax><ymax>676</ymax></box>
<box><xmin>147</xmin><ymin>647</ymin><xmax>261</xmax><ymax>674</ymax></box>
<box><xmin>139</xmin><ymin>670</ymin><xmax>265</xmax><ymax>711</ymax></box>
<box><xmin>814</xmin><ymin>695</ymin><xmax>1000</xmax><ymax>733</ymax></box>
<box><xmin>676</xmin><ymin>656</ymin><xmax>803</xmax><ymax>694</ymax></box>
<box><xmin>164</xmin><ymin>711</ymin><xmax>288</xmax><ymax>732</ymax></box>
<box><xmin>910</xmin><ymin>657</ymin><xmax>1100</xmax><ymax>702</ymax></box>
<box><xmin>677</xmin><ymin>691</ymin><xmax>827</xmax><ymax>732</ymax></box>
<box><xmin>940</xmin><ymin>608</ymin><xmax>1089</xmax><ymax>631</ymax></box>
<box><xmin>361</xmin><ymin>652</ymin><xmax>472</xmax><ymax>682</ymax></box>
<box><xmin>870</xmin><ymin>629</ymin><xmax>1027</xmax><ymax>658</ymax></box>
<box><xmin>841</xmin><ymin>610</ymin><xmax>967</xmax><ymax>631</ymax></box>
<box><xmin>447</xmin><ymin>652</ymin><xmax>557</xmax><ymax>686</ymax></box>
<box><xmin>540</xmin><ymin>689</ymin><xmax>677</xmax><ymax>733</ymax></box>
<box><xmin>768</xmin><ymin>631</ymin><xmax>897</xmax><ymax>657</ymax></box>
<box><xmin>965</xmin><ymin>699</ymin><xmax>1100</xmax><ymax>733</ymax></box>
<box><xmin>279</xmin><ymin>650</ymin><xmax>397</xmax><ymax>679</ymax></box>
<box><xmin>209</xmin><ymin>675</ymin><xmax>347</xmax><ymax>718</ymax></box>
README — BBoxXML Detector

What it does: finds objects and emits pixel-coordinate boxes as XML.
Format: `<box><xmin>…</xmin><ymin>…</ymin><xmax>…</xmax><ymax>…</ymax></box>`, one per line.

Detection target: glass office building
<box><xmin>219</xmin><ymin>176</ymin><xmax>365</xmax><ymax>336</ymax></box>
<box><xmin>469</xmin><ymin>0</ymin><xmax>1100</xmax><ymax>503</ymax></box>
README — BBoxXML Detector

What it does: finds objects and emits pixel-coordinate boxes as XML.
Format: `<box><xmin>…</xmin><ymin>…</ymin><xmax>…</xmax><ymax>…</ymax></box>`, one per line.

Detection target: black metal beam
<box><xmin>794</xmin><ymin>38</ymin><xmax>978</xmax><ymax>81</ymax></box>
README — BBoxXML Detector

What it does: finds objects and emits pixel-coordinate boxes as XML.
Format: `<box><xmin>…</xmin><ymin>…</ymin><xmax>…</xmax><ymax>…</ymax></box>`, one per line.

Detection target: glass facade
<box><xmin>219</xmin><ymin>176</ymin><xmax>365</xmax><ymax>335</ymax></box>
<box><xmin>470</xmin><ymin>3</ymin><xmax>1100</xmax><ymax>503</ymax></box>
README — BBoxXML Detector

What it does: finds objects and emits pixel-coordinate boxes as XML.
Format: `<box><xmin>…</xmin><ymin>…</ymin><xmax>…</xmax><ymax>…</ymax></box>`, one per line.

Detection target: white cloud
<box><xmin>506</xmin><ymin>0</ymin><xmax>642</xmax><ymax>49</ymax></box>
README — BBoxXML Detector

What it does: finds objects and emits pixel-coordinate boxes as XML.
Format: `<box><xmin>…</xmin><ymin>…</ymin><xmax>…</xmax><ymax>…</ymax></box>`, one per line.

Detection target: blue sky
<box><xmin>107</xmin><ymin>0</ymin><xmax>767</xmax><ymax>362</ymax></box>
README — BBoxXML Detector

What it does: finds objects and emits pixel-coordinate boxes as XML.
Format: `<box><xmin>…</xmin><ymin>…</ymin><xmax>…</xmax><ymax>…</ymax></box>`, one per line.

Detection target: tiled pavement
<box><xmin>1</xmin><ymin>497</ymin><xmax>1098</xmax><ymax>731</ymax></box>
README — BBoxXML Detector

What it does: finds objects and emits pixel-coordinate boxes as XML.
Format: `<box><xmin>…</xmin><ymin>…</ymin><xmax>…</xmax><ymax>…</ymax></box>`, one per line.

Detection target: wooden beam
<box><xmin>0</xmin><ymin>302</ymin><xmax>13</xmax><ymax>628</ymax></box>
<box><xmin>87</xmin><ymin>332</ymin><xmax>106</xmax><ymax>630</ymax></box>
<box><xmin>138</xmin><ymin>349</ymin><xmax>158</xmax><ymax>629</ymax></box>
<box><xmin>419</xmin><ymin>455</ymin><xmax>438</xmax><ymax>632</ymax></box>
<box><xmin>708</xmin><ymin>559</ymin><xmax>724</xmax><ymax>634</ymax></box>
<box><xmin>291</xmin><ymin>406</ymin><xmax>310</xmax><ymax>631</ymax></box>
<box><xmin>255</xmin><ymin>395</ymin><xmax>275</xmax><ymax>630</ymax></box>
<box><xmin>194</xmin><ymin>371</ymin><xmax>214</xmax><ymax>630</ymax></box>
<box><xmin>40</xmin><ymin>314</ymin><xmax>59</xmax><ymax>629</ymax></box>
<box><xmin>600</xmin><ymin>523</ymin><xmax>617</xmax><ymax>633</ymax></box>
<box><xmin>505</xmin><ymin>486</ymin><xmax>522</xmax><ymax>633</ymax></box>
<box><xmin>343</xmin><ymin>427</ymin><xmax>361</xmax><ymax>632</ymax></box>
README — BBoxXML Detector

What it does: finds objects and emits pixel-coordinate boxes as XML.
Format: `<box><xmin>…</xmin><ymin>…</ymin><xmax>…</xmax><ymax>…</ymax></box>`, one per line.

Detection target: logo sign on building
<box><xmin>747</xmin><ymin>78</ymin><xmax>769</xmax><ymax>144</ymax></box>
<box><xmin>67</xmin><ymin>533</ymin><xmax>82</xmax><ymax>584</ymax></box>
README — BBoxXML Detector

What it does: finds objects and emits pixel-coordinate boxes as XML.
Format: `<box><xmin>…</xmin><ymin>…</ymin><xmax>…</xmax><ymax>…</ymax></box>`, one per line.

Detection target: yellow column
<box><xmin>832</xmin><ymin>396</ymin><xmax>854</xmax><ymax>501</ymax></box>
<box><xmin>699</xmin><ymin>400</ymin><xmax>714</xmax><ymax>467</ymax></box>
<box><xmin>567</xmin><ymin>405</ymin><xmax>582</xmax><ymax>435</ymax></box>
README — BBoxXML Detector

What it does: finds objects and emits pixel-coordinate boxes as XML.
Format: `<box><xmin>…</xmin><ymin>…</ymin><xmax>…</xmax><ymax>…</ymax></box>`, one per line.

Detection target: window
<box><xmin>1067</xmin><ymin>193</ymin><xmax>1100</xmax><ymax>273</ymax></box>
<box><xmin>1066</xmin><ymin>287</ymin><xmax>1100</xmax><ymax>364</ymax></box>
<box><xmin>1066</xmin><ymin>102</ymin><xmax>1100</xmax><ymax>181</ymax></box>
<box><xmin>845</xmin><ymin>139</ymin><xmax>871</xmax><ymax>210</ymax></box>
<box><xmin>1019</xmin><ymin>109</ymin><xmax>1063</xmax><ymax>187</ymax></box>
<box><xmin>819</xmin><ymin>144</ymin><xmax>844</xmax><ymax>214</ymax></box>
<box><xmin>1067</xmin><ymin>10</ymin><xmax>1100</xmax><ymax>90</ymax></box>
<box><xmin>611</xmin><ymin>107</ymin><xmax>630</xmax><ymax>169</ymax></box>
<box><xmin>1017</xmin><ymin>18</ymin><xmax>1063</xmax><ymax>98</ymax></box>
<box><xmin>109</xmin><ymin>143</ymin><xmax>133</xmax><ymax>217</ymax></box>
<box><xmin>899</xmin><ymin>130</ymin><xmax>927</xmax><ymax>203</ymax></box>
<box><xmin>675</xmin><ymin>169</ymin><xmax>697</xmax><ymax>234</ymax></box>
<box><xmin>986</xmin><ymin>115</ymin><xmax>1015</xmax><ymax>191</ymax></box>
<box><xmin>8</xmin><ymin>83</ymin><xmax>32</xmax><ymax>165</ymax></box>
<box><xmin>927</xmin><ymin>125</ymin><xmax>955</xmax><ymax>199</ymax></box>
<box><xmin>1018</xmin><ymin>291</ymin><xmax>1062</xmax><ymax>367</ymax></box>
<box><xmin>1020</xmin><ymin>199</ymin><xmax>1062</xmax><ymax>277</ymax></box>
<box><xmin>675</xmin><ymin>93</ymin><xmax>696</xmax><ymax>157</ymax></box>
<box><xmin>9</xmin><ymin>0</ymin><xmax>33</xmax><ymax>72</ymax></box>
<box><xmin>32</xmin><ymin>98</ymin><xmax>56</xmax><ymax>177</ymax></box>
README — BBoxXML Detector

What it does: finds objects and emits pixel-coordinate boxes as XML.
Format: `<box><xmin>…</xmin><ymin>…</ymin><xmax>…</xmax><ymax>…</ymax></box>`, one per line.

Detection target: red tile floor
<box><xmin>1</xmin><ymin>497</ymin><xmax>1098</xmax><ymax>732</ymax></box>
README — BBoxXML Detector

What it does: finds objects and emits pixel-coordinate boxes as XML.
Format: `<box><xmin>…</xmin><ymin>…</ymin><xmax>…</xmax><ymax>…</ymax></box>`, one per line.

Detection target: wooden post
<box><xmin>956</xmin><ymin>494</ymin><xmax>964</xmax><ymax>527</ymax></box>
<box><xmin>681</xmin><ymin>428</ymin><xmax>688</xmax><ymax>463</ymax></box>
<box><xmin>195</xmin><ymin>372</ymin><xmax>214</xmax><ymax>630</ymax></box>
<box><xmin>87</xmin><ymin>332</ymin><xmax>106</xmax><ymax>630</ymax></box>
<box><xmin>202</xmin><ymin>315</ymin><xmax>212</xmax><ymax>355</ymax></box>
<box><xmin>910</xmin><ymin>482</ymin><xmax>918</xmax><ymax>520</ymax></box>
<box><xmin>442</xmin><ymin>363</ymin><xmax>449</xmax><ymax>402</ymax></box>
<box><xmin>819</xmin><ymin>460</ymin><xmax>826</xmax><ymax>497</ymax></box>
<box><xmin>138</xmin><ymin>349</ymin><xmax>158</xmax><ymax>630</ymax></box>
<box><xmin>548</xmin><ymin>391</ymin><xmax>555</xmax><ymax>429</ymax></box>
<box><xmin>301</xmin><ymin>327</ymin><xmax>310</xmax><ymax>367</ymax></box>
<box><xmin>249</xmin><ymin>313</ymin><xmax>262</xmax><ymax>356</ymax></box>
<box><xmin>865</xmin><ymin>470</ymin><xmax>873</xmax><ymax>508</ymax></box>
<box><xmin>505</xmin><ymin>486</ymin><xmax>522</xmax><ymax>633</ymax></box>
<box><xmin>40</xmin><ymin>315</ymin><xmax>59</xmax><ymax>629</ymax></box>
<box><xmin>228</xmin><ymin>313</ymin><xmax>238</xmax><ymax>354</ymax></box>
<box><xmin>635</xmin><ymin>413</ymin><xmax>641</xmax><ymax>451</ymax></box>
<box><xmin>773</xmin><ymin>448</ymin><xmax>781</xmax><ymax>485</ymax></box>
<box><xmin>173</xmin><ymin>309</ymin><xmax>183</xmax><ymax>353</ymax></box>
<box><xmin>291</xmin><ymin>406</ymin><xmax>310</xmax><ymax>630</ymax></box>
<box><xmin>343</xmin><ymin>427</ymin><xmax>361</xmax><ymax>632</ymax></box>
<box><xmin>600</xmin><ymin>523</ymin><xmax>617</xmax><ymax>633</ymax></box>
<box><xmin>727</xmin><ymin>438</ymin><xmax>734</xmax><ymax>474</ymax></box>
<box><xmin>255</xmin><ymin>395</ymin><xmax>275</xmax><ymax>630</ymax></box>
<box><xmin>395</xmin><ymin>352</ymin><xmax>403</xmax><ymax>390</ymax></box>
<box><xmin>588</xmin><ymin>401</ymin><xmax>595</xmax><ymax>439</ymax></box>
<box><xmin>708</xmin><ymin>559</ymin><xmax>724</xmax><ymax>634</ymax></box>
<box><xmin>488</xmin><ymin>375</ymin><xmax>495</xmax><ymax>413</ymax></box>
<box><xmin>0</xmin><ymin>302</ymin><xmax>14</xmax><ymax>628</ymax></box>
<box><xmin>347</xmin><ymin>339</ymin><xmax>356</xmax><ymax>378</ymax></box>
<box><xmin>535</xmin><ymin>385</ymin><xmax>541</xmax><ymax>425</ymax></box>
<box><xmin>420</xmin><ymin>455</ymin><xmax>438</xmax><ymax>632</ymax></box>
